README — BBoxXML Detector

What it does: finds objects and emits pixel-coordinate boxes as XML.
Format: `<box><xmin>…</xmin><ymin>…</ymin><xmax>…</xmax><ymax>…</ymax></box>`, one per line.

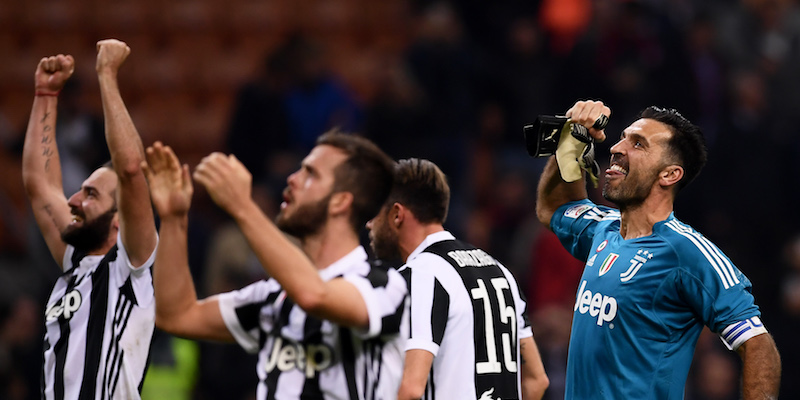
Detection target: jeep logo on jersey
<box><xmin>45</xmin><ymin>289</ymin><xmax>82</xmax><ymax>321</ymax></box>
<box><xmin>447</xmin><ymin>249</ymin><xmax>497</xmax><ymax>267</ymax></box>
<box><xmin>598</xmin><ymin>253</ymin><xmax>618</xmax><ymax>276</ymax></box>
<box><xmin>574</xmin><ymin>280</ymin><xmax>618</xmax><ymax>326</ymax></box>
<box><xmin>264</xmin><ymin>337</ymin><xmax>334</xmax><ymax>378</ymax></box>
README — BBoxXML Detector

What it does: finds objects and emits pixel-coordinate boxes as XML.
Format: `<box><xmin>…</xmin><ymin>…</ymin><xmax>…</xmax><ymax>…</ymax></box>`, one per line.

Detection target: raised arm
<box><xmin>536</xmin><ymin>100</ymin><xmax>610</xmax><ymax>228</ymax></box>
<box><xmin>96</xmin><ymin>39</ymin><xmax>157</xmax><ymax>267</ymax></box>
<box><xmin>193</xmin><ymin>153</ymin><xmax>370</xmax><ymax>329</ymax></box>
<box><xmin>737</xmin><ymin>333</ymin><xmax>781</xmax><ymax>400</ymax></box>
<box><xmin>22</xmin><ymin>55</ymin><xmax>75</xmax><ymax>267</ymax></box>
<box><xmin>142</xmin><ymin>142</ymin><xmax>234</xmax><ymax>342</ymax></box>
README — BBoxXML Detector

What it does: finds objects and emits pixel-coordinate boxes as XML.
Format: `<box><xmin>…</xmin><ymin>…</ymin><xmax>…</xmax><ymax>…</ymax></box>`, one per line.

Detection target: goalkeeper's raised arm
<box><xmin>535</xmin><ymin>100</ymin><xmax>610</xmax><ymax>228</ymax></box>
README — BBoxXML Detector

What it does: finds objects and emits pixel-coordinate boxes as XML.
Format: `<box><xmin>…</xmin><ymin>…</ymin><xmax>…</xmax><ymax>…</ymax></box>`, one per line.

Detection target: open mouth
<box><xmin>280</xmin><ymin>190</ymin><xmax>292</xmax><ymax>209</ymax></box>
<box><xmin>609</xmin><ymin>164</ymin><xmax>628</xmax><ymax>175</ymax></box>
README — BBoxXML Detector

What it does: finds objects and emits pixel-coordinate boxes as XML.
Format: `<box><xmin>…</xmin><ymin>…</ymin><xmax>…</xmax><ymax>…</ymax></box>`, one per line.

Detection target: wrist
<box><xmin>96</xmin><ymin>68</ymin><xmax>118</xmax><ymax>80</ymax></box>
<box><xmin>230</xmin><ymin>198</ymin><xmax>258</xmax><ymax>222</ymax></box>
<box><xmin>34</xmin><ymin>89</ymin><xmax>60</xmax><ymax>97</ymax></box>
<box><xmin>161</xmin><ymin>213</ymin><xmax>189</xmax><ymax>226</ymax></box>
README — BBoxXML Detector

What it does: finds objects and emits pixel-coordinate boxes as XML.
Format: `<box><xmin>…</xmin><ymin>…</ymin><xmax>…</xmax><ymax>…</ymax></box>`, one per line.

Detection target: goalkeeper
<box><xmin>532</xmin><ymin>100</ymin><xmax>781</xmax><ymax>399</ymax></box>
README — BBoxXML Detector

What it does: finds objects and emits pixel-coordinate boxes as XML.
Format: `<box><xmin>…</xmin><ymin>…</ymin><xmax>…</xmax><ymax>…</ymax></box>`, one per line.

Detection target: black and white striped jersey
<box><xmin>42</xmin><ymin>234</ymin><xmax>157</xmax><ymax>400</ymax></box>
<box><xmin>400</xmin><ymin>231</ymin><xmax>532</xmax><ymax>400</ymax></box>
<box><xmin>218</xmin><ymin>246</ymin><xmax>408</xmax><ymax>400</ymax></box>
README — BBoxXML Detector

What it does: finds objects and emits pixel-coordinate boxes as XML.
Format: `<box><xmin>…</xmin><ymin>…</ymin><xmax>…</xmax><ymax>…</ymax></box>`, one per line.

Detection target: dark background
<box><xmin>1</xmin><ymin>0</ymin><xmax>799</xmax><ymax>399</ymax></box>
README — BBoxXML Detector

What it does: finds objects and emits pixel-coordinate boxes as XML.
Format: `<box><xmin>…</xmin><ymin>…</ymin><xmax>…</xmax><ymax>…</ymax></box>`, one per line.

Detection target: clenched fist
<box><xmin>35</xmin><ymin>54</ymin><xmax>74</xmax><ymax>94</ymax></box>
<box><xmin>96</xmin><ymin>39</ymin><xmax>131</xmax><ymax>75</ymax></box>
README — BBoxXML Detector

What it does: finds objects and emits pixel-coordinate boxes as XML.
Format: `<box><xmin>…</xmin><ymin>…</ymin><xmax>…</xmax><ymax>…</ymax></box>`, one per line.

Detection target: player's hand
<box><xmin>35</xmin><ymin>54</ymin><xmax>75</xmax><ymax>93</ymax></box>
<box><xmin>142</xmin><ymin>142</ymin><xmax>193</xmax><ymax>218</ymax></box>
<box><xmin>565</xmin><ymin>100</ymin><xmax>611</xmax><ymax>143</ymax></box>
<box><xmin>193</xmin><ymin>152</ymin><xmax>252</xmax><ymax>215</ymax></box>
<box><xmin>96</xmin><ymin>39</ymin><xmax>131</xmax><ymax>75</ymax></box>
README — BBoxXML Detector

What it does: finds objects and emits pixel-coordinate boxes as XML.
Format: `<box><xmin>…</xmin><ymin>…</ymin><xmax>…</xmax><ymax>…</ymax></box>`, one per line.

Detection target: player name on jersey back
<box><xmin>446</xmin><ymin>249</ymin><xmax>497</xmax><ymax>267</ymax></box>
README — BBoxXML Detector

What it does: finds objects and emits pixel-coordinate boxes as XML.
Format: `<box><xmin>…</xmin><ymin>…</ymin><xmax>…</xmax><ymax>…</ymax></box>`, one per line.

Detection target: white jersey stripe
<box><xmin>665</xmin><ymin>221</ymin><xmax>732</xmax><ymax>289</ymax></box>
<box><xmin>666</xmin><ymin>221</ymin><xmax>739</xmax><ymax>286</ymax></box>
<box><xmin>669</xmin><ymin>220</ymin><xmax>734</xmax><ymax>289</ymax></box>
<box><xmin>694</xmin><ymin>231</ymin><xmax>740</xmax><ymax>285</ymax></box>
<box><xmin>671</xmin><ymin>221</ymin><xmax>739</xmax><ymax>286</ymax></box>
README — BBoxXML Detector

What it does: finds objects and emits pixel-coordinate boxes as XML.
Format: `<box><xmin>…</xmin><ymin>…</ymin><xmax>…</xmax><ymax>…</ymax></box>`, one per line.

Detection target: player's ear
<box><xmin>329</xmin><ymin>191</ymin><xmax>354</xmax><ymax>216</ymax></box>
<box><xmin>391</xmin><ymin>203</ymin><xmax>404</xmax><ymax>227</ymax></box>
<box><xmin>659</xmin><ymin>165</ymin><xmax>684</xmax><ymax>188</ymax></box>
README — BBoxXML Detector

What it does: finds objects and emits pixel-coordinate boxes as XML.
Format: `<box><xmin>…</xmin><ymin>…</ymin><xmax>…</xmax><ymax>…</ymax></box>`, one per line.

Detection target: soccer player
<box><xmin>535</xmin><ymin>100</ymin><xmax>781</xmax><ymax>399</ymax></box>
<box><xmin>143</xmin><ymin>132</ymin><xmax>407</xmax><ymax>399</ymax></box>
<box><xmin>22</xmin><ymin>40</ymin><xmax>158</xmax><ymax>399</ymax></box>
<box><xmin>367</xmin><ymin>158</ymin><xmax>549</xmax><ymax>400</ymax></box>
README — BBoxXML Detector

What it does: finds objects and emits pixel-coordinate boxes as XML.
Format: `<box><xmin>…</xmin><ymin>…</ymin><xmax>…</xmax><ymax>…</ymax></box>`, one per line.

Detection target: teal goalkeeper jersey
<box><xmin>551</xmin><ymin>200</ymin><xmax>762</xmax><ymax>399</ymax></box>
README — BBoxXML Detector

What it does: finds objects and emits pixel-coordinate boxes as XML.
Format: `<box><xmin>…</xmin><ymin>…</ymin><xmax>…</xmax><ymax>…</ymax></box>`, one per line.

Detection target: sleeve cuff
<box><xmin>218</xmin><ymin>293</ymin><xmax>260</xmax><ymax>353</ymax></box>
<box><xmin>519</xmin><ymin>326</ymin><xmax>533</xmax><ymax>340</ymax></box>
<box><xmin>405</xmin><ymin>338</ymin><xmax>440</xmax><ymax>357</ymax></box>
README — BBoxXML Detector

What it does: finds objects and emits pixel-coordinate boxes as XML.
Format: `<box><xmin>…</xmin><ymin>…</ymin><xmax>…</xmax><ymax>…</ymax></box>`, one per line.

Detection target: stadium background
<box><xmin>1</xmin><ymin>0</ymin><xmax>799</xmax><ymax>398</ymax></box>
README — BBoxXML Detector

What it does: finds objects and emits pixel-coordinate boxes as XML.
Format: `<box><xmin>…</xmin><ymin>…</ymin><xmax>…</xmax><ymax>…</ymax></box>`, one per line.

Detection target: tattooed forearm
<box><xmin>41</xmin><ymin>123</ymin><xmax>53</xmax><ymax>171</ymax></box>
<box><xmin>40</xmin><ymin>110</ymin><xmax>51</xmax><ymax>123</ymax></box>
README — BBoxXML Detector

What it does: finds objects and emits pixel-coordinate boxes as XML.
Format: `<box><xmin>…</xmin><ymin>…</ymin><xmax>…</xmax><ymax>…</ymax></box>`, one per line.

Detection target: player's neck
<box><xmin>400</xmin><ymin>223</ymin><xmax>445</xmax><ymax>262</ymax></box>
<box><xmin>619</xmin><ymin>197</ymin><xmax>673</xmax><ymax>240</ymax></box>
<box><xmin>300</xmin><ymin>220</ymin><xmax>361</xmax><ymax>270</ymax></box>
<box><xmin>80</xmin><ymin>231</ymin><xmax>117</xmax><ymax>256</ymax></box>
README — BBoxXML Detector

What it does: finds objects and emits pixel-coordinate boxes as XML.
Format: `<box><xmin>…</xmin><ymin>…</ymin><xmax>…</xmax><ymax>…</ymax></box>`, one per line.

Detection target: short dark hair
<box><xmin>316</xmin><ymin>131</ymin><xmax>395</xmax><ymax>232</ymax></box>
<box><xmin>639</xmin><ymin>106</ymin><xmax>707</xmax><ymax>190</ymax></box>
<box><xmin>387</xmin><ymin>158</ymin><xmax>450</xmax><ymax>224</ymax></box>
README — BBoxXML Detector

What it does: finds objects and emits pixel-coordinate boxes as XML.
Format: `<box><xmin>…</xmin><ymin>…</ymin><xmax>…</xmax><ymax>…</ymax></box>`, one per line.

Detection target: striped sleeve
<box><xmin>404</xmin><ymin>263</ymin><xmax>448</xmax><ymax>356</ymax></box>
<box><xmin>345</xmin><ymin>267</ymin><xmax>408</xmax><ymax>339</ymax></box>
<box><xmin>218</xmin><ymin>279</ymin><xmax>281</xmax><ymax>353</ymax></box>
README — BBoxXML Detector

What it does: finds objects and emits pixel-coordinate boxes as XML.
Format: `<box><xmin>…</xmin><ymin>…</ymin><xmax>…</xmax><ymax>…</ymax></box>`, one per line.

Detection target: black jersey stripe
<box><xmin>264</xmin><ymin>297</ymin><xmax>296</xmax><ymax>400</ymax></box>
<box><xmin>368</xmin><ymin>340</ymin><xmax>384</xmax><ymax>400</ymax></box>
<box><xmin>339</xmin><ymin>327</ymin><xmax>360</xmax><ymax>400</ymax></box>
<box><xmin>431</xmin><ymin>279</ymin><xmax>448</xmax><ymax>346</ymax></box>
<box><xmin>365</xmin><ymin>267</ymin><xmax>389</xmax><ymax>288</ymax></box>
<box><xmin>427</xmin><ymin>363</ymin><xmax>435</xmax><ymax>400</ymax></box>
<box><xmin>299</xmin><ymin>315</ymin><xmax>323</xmax><ymax>398</ymax></box>
<box><xmin>107</xmin><ymin>298</ymin><xmax>135</xmax><ymax>398</ymax></box>
<box><xmin>53</xmin><ymin>274</ymin><xmax>79</xmax><ymax>400</ymax></box>
<box><xmin>78</xmin><ymin>250</ymin><xmax>112</xmax><ymax>400</ymax></box>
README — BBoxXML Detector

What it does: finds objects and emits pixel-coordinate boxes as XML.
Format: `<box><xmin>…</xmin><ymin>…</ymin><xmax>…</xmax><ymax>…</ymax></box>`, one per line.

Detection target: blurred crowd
<box><xmin>2</xmin><ymin>0</ymin><xmax>800</xmax><ymax>398</ymax></box>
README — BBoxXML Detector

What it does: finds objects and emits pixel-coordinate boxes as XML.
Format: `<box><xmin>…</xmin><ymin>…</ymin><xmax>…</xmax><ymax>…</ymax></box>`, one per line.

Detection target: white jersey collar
<box><xmin>319</xmin><ymin>245</ymin><xmax>369</xmax><ymax>281</ymax></box>
<box><xmin>408</xmin><ymin>230</ymin><xmax>455</xmax><ymax>262</ymax></box>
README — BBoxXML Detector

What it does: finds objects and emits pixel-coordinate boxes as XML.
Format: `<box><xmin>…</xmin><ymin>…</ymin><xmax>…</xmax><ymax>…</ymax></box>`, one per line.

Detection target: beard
<box><xmin>602</xmin><ymin>169</ymin><xmax>660</xmax><ymax>211</ymax></box>
<box><xmin>275</xmin><ymin>193</ymin><xmax>332</xmax><ymax>238</ymax></box>
<box><xmin>370</xmin><ymin>221</ymin><xmax>401</xmax><ymax>262</ymax></box>
<box><xmin>61</xmin><ymin>207</ymin><xmax>116</xmax><ymax>253</ymax></box>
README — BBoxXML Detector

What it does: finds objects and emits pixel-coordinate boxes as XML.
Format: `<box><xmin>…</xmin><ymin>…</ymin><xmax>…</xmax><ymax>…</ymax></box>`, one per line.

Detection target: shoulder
<box><xmin>658</xmin><ymin>218</ymin><xmax>723</xmax><ymax>261</ymax></box>
<box><xmin>657</xmin><ymin>218</ymin><xmax>740</xmax><ymax>281</ymax></box>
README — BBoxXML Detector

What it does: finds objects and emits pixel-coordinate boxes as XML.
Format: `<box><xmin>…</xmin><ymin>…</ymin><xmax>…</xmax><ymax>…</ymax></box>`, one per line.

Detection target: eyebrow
<box><xmin>301</xmin><ymin>162</ymin><xmax>318</xmax><ymax>176</ymax></box>
<box><xmin>621</xmin><ymin>131</ymin><xmax>649</xmax><ymax>147</ymax></box>
<box><xmin>83</xmin><ymin>185</ymin><xmax>100</xmax><ymax>196</ymax></box>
